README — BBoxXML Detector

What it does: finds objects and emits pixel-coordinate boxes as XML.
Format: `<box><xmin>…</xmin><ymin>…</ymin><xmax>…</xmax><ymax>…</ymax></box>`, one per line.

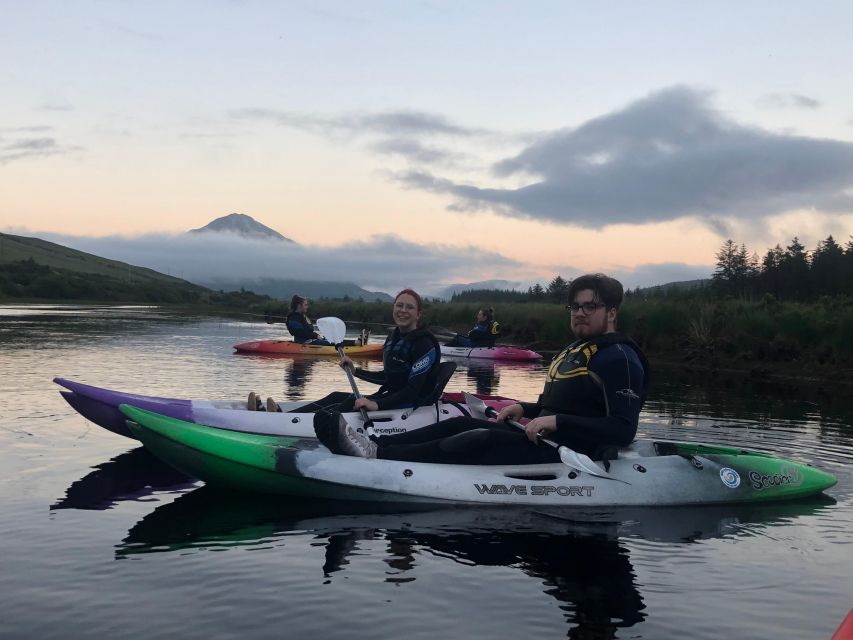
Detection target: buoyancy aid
<box><xmin>379</xmin><ymin>327</ymin><xmax>440</xmax><ymax>396</ymax></box>
<box><xmin>537</xmin><ymin>332</ymin><xmax>650</xmax><ymax>416</ymax></box>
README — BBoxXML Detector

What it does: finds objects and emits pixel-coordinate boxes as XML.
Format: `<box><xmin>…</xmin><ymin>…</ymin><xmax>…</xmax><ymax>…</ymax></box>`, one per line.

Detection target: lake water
<box><xmin>1</xmin><ymin>305</ymin><xmax>851</xmax><ymax>639</ymax></box>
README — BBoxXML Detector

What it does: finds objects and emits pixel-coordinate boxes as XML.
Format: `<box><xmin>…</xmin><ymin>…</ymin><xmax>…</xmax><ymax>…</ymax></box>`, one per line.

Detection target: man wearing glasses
<box><xmin>319</xmin><ymin>273</ymin><xmax>650</xmax><ymax>464</ymax></box>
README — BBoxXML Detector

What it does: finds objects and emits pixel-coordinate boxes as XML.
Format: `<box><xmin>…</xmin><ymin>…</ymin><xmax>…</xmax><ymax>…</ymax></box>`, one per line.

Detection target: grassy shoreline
<box><xmin>5</xmin><ymin>296</ymin><xmax>851</xmax><ymax>386</ymax></box>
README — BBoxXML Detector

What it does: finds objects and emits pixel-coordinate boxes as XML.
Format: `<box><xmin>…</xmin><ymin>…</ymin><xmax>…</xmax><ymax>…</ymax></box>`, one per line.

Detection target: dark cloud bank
<box><xmin>399</xmin><ymin>86</ymin><xmax>853</xmax><ymax>228</ymax></box>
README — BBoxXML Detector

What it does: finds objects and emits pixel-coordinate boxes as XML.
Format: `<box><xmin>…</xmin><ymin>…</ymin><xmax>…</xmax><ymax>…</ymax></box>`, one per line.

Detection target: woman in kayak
<box><xmin>286</xmin><ymin>295</ymin><xmax>331</xmax><ymax>345</ymax></box>
<box><xmin>254</xmin><ymin>288</ymin><xmax>441</xmax><ymax>413</ymax></box>
<box><xmin>445</xmin><ymin>307</ymin><xmax>500</xmax><ymax>348</ymax></box>
<box><xmin>317</xmin><ymin>274</ymin><xmax>649</xmax><ymax>464</ymax></box>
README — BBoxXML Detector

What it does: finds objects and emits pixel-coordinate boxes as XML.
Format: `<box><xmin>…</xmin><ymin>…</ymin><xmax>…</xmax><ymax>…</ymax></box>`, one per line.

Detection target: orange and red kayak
<box><xmin>233</xmin><ymin>339</ymin><xmax>383</xmax><ymax>356</ymax></box>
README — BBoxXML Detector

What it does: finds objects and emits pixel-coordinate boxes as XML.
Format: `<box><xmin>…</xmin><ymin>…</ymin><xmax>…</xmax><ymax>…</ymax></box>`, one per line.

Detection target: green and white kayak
<box><xmin>120</xmin><ymin>404</ymin><xmax>838</xmax><ymax>506</ymax></box>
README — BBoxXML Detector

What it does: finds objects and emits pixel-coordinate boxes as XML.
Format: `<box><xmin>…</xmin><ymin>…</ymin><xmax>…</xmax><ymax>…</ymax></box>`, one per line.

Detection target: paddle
<box><xmin>461</xmin><ymin>391</ymin><xmax>612</xmax><ymax>479</ymax></box>
<box><xmin>317</xmin><ymin>317</ymin><xmax>375</xmax><ymax>433</ymax></box>
<box><xmin>427</xmin><ymin>325</ymin><xmax>457</xmax><ymax>342</ymax></box>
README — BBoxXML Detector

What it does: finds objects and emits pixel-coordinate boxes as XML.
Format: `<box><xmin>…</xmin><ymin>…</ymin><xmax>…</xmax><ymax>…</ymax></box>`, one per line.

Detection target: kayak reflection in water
<box><xmin>259</xmin><ymin>288</ymin><xmax>441</xmax><ymax>415</ymax></box>
<box><xmin>445</xmin><ymin>306</ymin><xmax>500</xmax><ymax>347</ymax></box>
<box><xmin>317</xmin><ymin>274</ymin><xmax>651</xmax><ymax>465</ymax></box>
<box><xmin>285</xmin><ymin>295</ymin><xmax>331</xmax><ymax>346</ymax></box>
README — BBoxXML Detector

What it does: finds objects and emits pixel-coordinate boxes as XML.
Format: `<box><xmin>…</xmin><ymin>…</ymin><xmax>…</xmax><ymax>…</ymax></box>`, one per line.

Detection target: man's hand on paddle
<box><xmin>522</xmin><ymin>416</ymin><xmax>557</xmax><ymax>443</ymax></box>
<box><xmin>495</xmin><ymin>403</ymin><xmax>524</xmax><ymax>423</ymax></box>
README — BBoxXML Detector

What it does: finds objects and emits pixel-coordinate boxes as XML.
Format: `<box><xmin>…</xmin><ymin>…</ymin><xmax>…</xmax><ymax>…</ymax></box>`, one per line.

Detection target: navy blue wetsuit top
<box><xmin>519</xmin><ymin>339</ymin><xmax>646</xmax><ymax>449</ymax></box>
<box><xmin>353</xmin><ymin>328</ymin><xmax>439</xmax><ymax>410</ymax></box>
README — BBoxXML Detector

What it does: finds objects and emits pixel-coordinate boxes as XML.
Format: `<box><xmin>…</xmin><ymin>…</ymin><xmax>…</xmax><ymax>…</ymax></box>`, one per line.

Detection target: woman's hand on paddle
<box><xmin>523</xmin><ymin>416</ymin><xmax>557</xmax><ymax>444</ymax></box>
<box><xmin>353</xmin><ymin>397</ymin><xmax>378</xmax><ymax>412</ymax></box>
<box><xmin>496</xmin><ymin>403</ymin><xmax>524</xmax><ymax>423</ymax></box>
<box><xmin>339</xmin><ymin>356</ymin><xmax>354</xmax><ymax>370</ymax></box>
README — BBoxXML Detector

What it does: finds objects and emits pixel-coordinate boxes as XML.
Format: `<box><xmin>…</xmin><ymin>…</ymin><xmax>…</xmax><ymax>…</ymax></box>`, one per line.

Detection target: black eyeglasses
<box><xmin>566</xmin><ymin>302</ymin><xmax>605</xmax><ymax>315</ymax></box>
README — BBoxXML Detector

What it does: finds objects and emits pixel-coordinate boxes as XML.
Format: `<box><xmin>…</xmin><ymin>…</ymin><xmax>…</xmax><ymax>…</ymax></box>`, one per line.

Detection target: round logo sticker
<box><xmin>719</xmin><ymin>467</ymin><xmax>741</xmax><ymax>489</ymax></box>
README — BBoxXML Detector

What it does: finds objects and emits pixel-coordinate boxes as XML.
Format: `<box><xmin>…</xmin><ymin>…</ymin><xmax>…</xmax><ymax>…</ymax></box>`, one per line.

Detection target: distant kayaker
<box><xmin>317</xmin><ymin>273</ymin><xmax>650</xmax><ymax>464</ymax></box>
<box><xmin>255</xmin><ymin>288</ymin><xmax>440</xmax><ymax>413</ymax></box>
<box><xmin>445</xmin><ymin>307</ymin><xmax>500</xmax><ymax>348</ymax></box>
<box><xmin>286</xmin><ymin>295</ymin><xmax>331</xmax><ymax>346</ymax></box>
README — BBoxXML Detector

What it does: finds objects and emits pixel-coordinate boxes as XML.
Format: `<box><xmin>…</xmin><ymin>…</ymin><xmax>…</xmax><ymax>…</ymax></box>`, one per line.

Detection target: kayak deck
<box><xmin>120</xmin><ymin>404</ymin><xmax>838</xmax><ymax>507</ymax></box>
<box><xmin>234</xmin><ymin>339</ymin><xmax>383</xmax><ymax>356</ymax></box>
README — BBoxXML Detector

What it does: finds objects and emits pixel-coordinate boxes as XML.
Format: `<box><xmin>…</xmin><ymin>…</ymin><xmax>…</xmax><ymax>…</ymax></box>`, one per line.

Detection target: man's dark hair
<box><xmin>568</xmin><ymin>273</ymin><xmax>624</xmax><ymax>310</ymax></box>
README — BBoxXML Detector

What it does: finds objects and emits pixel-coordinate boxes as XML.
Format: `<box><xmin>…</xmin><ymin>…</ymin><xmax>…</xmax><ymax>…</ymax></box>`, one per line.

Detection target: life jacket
<box><xmin>286</xmin><ymin>311</ymin><xmax>314</xmax><ymax>343</ymax></box>
<box><xmin>470</xmin><ymin>321</ymin><xmax>500</xmax><ymax>347</ymax></box>
<box><xmin>379</xmin><ymin>327</ymin><xmax>440</xmax><ymax>396</ymax></box>
<box><xmin>537</xmin><ymin>332</ymin><xmax>650</xmax><ymax>416</ymax></box>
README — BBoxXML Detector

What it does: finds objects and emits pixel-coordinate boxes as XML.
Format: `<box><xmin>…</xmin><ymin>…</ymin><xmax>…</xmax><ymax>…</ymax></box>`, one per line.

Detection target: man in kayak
<box><xmin>316</xmin><ymin>273</ymin><xmax>649</xmax><ymax>464</ymax></box>
<box><xmin>258</xmin><ymin>289</ymin><xmax>441</xmax><ymax>414</ymax></box>
<box><xmin>286</xmin><ymin>295</ymin><xmax>331</xmax><ymax>345</ymax></box>
<box><xmin>445</xmin><ymin>307</ymin><xmax>500</xmax><ymax>348</ymax></box>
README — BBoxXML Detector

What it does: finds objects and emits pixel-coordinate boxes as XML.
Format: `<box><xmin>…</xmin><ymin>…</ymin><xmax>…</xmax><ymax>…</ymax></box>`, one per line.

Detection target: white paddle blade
<box><xmin>558</xmin><ymin>447</ymin><xmax>610</xmax><ymax>478</ymax></box>
<box><xmin>462</xmin><ymin>391</ymin><xmax>489</xmax><ymax>419</ymax></box>
<box><xmin>317</xmin><ymin>317</ymin><xmax>347</xmax><ymax>346</ymax></box>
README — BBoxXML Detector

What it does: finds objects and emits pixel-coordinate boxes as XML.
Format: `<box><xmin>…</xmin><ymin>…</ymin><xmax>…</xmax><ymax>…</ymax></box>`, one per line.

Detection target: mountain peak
<box><xmin>189</xmin><ymin>213</ymin><xmax>294</xmax><ymax>242</ymax></box>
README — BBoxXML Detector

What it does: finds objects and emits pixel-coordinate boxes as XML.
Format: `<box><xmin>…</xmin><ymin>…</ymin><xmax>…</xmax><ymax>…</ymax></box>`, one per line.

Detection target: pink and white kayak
<box><xmin>440</xmin><ymin>344</ymin><xmax>542</xmax><ymax>361</ymax></box>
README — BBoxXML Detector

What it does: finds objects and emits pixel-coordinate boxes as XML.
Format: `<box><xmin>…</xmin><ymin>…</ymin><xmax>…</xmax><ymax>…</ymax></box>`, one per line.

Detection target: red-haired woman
<box><xmin>256</xmin><ymin>288</ymin><xmax>440</xmax><ymax>413</ymax></box>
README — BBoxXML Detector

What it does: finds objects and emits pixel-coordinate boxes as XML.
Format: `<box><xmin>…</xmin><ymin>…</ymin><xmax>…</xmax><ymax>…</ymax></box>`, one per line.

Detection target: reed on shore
<box><xmin>258</xmin><ymin>295</ymin><xmax>853</xmax><ymax>379</ymax></box>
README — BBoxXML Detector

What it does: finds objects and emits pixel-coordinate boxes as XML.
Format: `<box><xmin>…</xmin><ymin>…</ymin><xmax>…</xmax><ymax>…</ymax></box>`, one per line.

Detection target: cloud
<box><xmin>390</xmin><ymin>86</ymin><xmax>853</xmax><ymax>228</ymax></box>
<box><xmin>0</xmin><ymin>136</ymin><xmax>79</xmax><ymax>164</ymax></box>
<box><xmin>369</xmin><ymin>138</ymin><xmax>467</xmax><ymax>166</ymax></box>
<box><xmin>231</xmin><ymin>107</ymin><xmax>514</xmax><ymax>169</ymax></box>
<box><xmin>757</xmin><ymin>92</ymin><xmax>821</xmax><ymax>110</ymax></box>
<box><xmin>38</xmin><ymin>232</ymin><xmax>524</xmax><ymax>295</ymax></box>
<box><xmin>233</xmin><ymin>108</ymin><xmax>486</xmax><ymax>139</ymax></box>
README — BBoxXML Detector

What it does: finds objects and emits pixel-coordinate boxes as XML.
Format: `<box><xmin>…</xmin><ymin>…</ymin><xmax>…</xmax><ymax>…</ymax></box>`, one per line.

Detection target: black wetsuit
<box><xmin>372</xmin><ymin>332</ymin><xmax>649</xmax><ymax>464</ymax></box>
<box><xmin>301</xmin><ymin>327</ymin><xmax>440</xmax><ymax>413</ymax></box>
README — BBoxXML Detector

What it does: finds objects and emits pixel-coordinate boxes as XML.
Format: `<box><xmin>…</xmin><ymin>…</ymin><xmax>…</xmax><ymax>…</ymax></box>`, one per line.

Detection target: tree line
<box><xmin>712</xmin><ymin>235</ymin><xmax>853</xmax><ymax>300</ymax></box>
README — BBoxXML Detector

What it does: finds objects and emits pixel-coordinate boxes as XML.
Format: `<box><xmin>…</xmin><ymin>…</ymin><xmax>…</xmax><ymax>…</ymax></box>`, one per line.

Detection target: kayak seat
<box><xmin>404</xmin><ymin>361</ymin><xmax>457</xmax><ymax>421</ymax></box>
<box><xmin>420</xmin><ymin>361</ymin><xmax>458</xmax><ymax>406</ymax></box>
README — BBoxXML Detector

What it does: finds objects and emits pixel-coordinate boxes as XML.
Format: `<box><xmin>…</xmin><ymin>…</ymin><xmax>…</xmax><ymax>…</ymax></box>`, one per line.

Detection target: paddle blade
<box><xmin>557</xmin><ymin>447</ymin><xmax>612</xmax><ymax>479</ymax></box>
<box><xmin>317</xmin><ymin>317</ymin><xmax>347</xmax><ymax>346</ymax></box>
<box><xmin>462</xmin><ymin>391</ymin><xmax>490</xmax><ymax>419</ymax></box>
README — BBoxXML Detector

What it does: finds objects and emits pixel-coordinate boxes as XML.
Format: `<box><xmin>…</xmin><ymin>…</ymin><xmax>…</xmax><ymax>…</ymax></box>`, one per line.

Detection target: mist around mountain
<box><xmin>201</xmin><ymin>277</ymin><xmax>393</xmax><ymax>302</ymax></box>
<box><xmin>188</xmin><ymin>213</ymin><xmax>295</xmax><ymax>243</ymax></box>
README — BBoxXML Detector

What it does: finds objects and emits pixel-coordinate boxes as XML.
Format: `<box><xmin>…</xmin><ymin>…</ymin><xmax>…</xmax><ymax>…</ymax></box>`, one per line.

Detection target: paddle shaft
<box><xmin>484</xmin><ymin>405</ymin><xmax>560</xmax><ymax>450</ymax></box>
<box><xmin>335</xmin><ymin>345</ymin><xmax>373</xmax><ymax>426</ymax></box>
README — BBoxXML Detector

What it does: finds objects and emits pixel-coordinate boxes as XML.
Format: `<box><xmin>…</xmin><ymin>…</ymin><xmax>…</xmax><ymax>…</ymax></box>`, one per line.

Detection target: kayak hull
<box><xmin>440</xmin><ymin>345</ymin><xmax>542</xmax><ymax>361</ymax></box>
<box><xmin>55</xmin><ymin>377</ymin><xmax>518</xmax><ymax>440</ymax></box>
<box><xmin>233</xmin><ymin>340</ymin><xmax>383</xmax><ymax>356</ymax></box>
<box><xmin>121</xmin><ymin>405</ymin><xmax>838</xmax><ymax>507</ymax></box>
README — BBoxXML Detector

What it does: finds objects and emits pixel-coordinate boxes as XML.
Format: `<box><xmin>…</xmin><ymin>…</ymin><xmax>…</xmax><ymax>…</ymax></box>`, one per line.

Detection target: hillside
<box><xmin>0</xmin><ymin>232</ymin><xmax>216</xmax><ymax>303</ymax></box>
<box><xmin>0</xmin><ymin>233</ymin><xmax>198</xmax><ymax>286</ymax></box>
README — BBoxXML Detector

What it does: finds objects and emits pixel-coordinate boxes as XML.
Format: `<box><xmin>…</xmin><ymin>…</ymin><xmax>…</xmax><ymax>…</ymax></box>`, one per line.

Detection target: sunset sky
<box><xmin>4</xmin><ymin>1</ymin><xmax>853</xmax><ymax>294</ymax></box>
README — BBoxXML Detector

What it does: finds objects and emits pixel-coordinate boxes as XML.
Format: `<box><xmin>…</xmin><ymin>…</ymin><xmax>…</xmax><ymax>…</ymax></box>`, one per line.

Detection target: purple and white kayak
<box><xmin>440</xmin><ymin>344</ymin><xmax>542</xmax><ymax>361</ymax></box>
<box><xmin>54</xmin><ymin>377</ymin><xmax>519</xmax><ymax>441</ymax></box>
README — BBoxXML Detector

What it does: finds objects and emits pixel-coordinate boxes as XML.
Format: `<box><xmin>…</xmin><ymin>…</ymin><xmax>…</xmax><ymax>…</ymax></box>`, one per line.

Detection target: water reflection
<box><xmin>118</xmin><ymin>486</ymin><xmax>648</xmax><ymax>637</ymax></box>
<box><xmin>96</xmin><ymin>467</ymin><xmax>833</xmax><ymax>638</ymax></box>
<box><xmin>284</xmin><ymin>358</ymin><xmax>317</xmax><ymax>400</ymax></box>
<box><xmin>51</xmin><ymin>447</ymin><xmax>196</xmax><ymax>510</ymax></box>
<box><xmin>442</xmin><ymin>357</ymin><xmax>541</xmax><ymax>396</ymax></box>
